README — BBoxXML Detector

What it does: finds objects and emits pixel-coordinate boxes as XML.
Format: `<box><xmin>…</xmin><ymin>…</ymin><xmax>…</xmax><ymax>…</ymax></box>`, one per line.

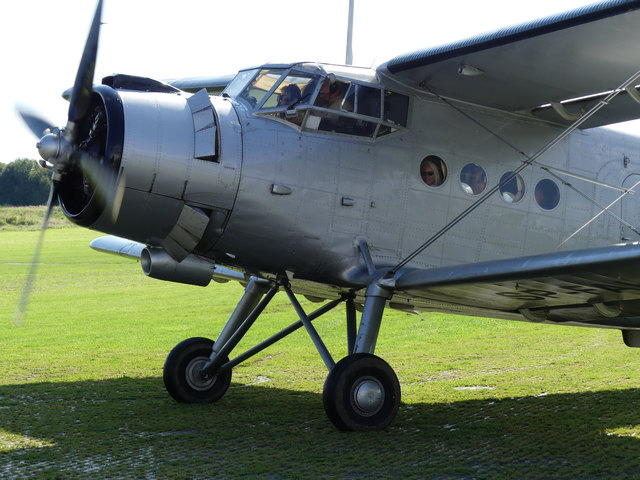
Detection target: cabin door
<box><xmin>621</xmin><ymin>173</ymin><xmax>640</xmax><ymax>242</ymax></box>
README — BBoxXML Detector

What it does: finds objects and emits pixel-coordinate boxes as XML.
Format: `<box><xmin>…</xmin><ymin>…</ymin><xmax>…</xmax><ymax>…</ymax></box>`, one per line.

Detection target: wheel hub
<box><xmin>351</xmin><ymin>376</ymin><xmax>384</xmax><ymax>416</ymax></box>
<box><xmin>185</xmin><ymin>356</ymin><xmax>217</xmax><ymax>391</ymax></box>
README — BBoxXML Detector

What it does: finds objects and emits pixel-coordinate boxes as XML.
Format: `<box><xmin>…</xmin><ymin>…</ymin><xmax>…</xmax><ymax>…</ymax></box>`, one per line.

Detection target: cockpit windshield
<box><xmin>224</xmin><ymin>65</ymin><xmax>409</xmax><ymax>139</ymax></box>
<box><xmin>234</xmin><ymin>69</ymin><xmax>285</xmax><ymax>109</ymax></box>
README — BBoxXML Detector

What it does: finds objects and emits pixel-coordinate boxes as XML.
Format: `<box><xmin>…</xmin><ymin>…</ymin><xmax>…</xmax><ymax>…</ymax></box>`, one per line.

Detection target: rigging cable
<box><xmin>533</xmin><ymin>163</ymin><xmax>640</xmax><ymax>236</ymax></box>
<box><xmin>386</xmin><ymin>68</ymin><xmax>640</xmax><ymax>277</ymax></box>
<box><xmin>556</xmin><ymin>175</ymin><xmax>640</xmax><ymax>248</ymax></box>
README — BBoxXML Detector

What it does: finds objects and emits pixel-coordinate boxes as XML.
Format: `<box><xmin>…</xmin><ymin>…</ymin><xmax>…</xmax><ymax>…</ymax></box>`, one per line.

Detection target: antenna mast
<box><xmin>345</xmin><ymin>0</ymin><xmax>354</xmax><ymax>65</ymax></box>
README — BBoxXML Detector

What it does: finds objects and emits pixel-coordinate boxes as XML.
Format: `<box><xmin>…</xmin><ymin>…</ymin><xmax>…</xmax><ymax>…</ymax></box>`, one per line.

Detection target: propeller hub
<box><xmin>37</xmin><ymin>130</ymin><xmax>69</xmax><ymax>164</ymax></box>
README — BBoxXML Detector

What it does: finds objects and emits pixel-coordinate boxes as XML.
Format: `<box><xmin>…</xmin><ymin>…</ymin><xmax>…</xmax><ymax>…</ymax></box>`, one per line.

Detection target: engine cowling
<box><xmin>58</xmin><ymin>76</ymin><xmax>242</xmax><ymax>262</ymax></box>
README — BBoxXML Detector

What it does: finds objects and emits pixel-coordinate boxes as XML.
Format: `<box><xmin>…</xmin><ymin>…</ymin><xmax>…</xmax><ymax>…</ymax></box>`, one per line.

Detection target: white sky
<box><xmin>1</xmin><ymin>0</ymin><xmax>600</xmax><ymax>163</ymax></box>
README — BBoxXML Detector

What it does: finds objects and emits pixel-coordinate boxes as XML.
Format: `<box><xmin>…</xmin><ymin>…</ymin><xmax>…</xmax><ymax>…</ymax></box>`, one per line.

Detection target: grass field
<box><xmin>2</xmin><ymin>211</ymin><xmax>640</xmax><ymax>478</ymax></box>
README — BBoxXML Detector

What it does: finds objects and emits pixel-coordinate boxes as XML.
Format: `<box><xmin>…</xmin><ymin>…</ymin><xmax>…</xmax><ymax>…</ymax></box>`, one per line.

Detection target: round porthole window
<box><xmin>459</xmin><ymin>163</ymin><xmax>487</xmax><ymax>195</ymax></box>
<box><xmin>420</xmin><ymin>155</ymin><xmax>447</xmax><ymax>187</ymax></box>
<box><xmin>499</xmin><ymin>171</ymin><xmax>525</xmax><ymax>203</ymax></box>
<box><xmin>534</xmin><ymin>179</ymin><xmax>560</xmax><ymax>210</ymax></box>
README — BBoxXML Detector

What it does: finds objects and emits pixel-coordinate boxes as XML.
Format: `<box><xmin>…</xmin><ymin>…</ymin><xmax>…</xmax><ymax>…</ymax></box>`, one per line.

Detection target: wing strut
<box><xmin>385</xmin><ymin>67</ymin><xmax>640</xmax><ymax>278</ymax></box>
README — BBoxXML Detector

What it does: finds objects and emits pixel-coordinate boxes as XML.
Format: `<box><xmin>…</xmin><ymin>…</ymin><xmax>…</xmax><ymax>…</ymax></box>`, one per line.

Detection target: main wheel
<box><xmin>163</xmin><ymin>337</ymin><xmax>232</xmax><ymax>404</ymax></box>
<box><xmin>323</xmin><ymin>353</ymin><xmax>401</xmax><ymax>431</ymax></box>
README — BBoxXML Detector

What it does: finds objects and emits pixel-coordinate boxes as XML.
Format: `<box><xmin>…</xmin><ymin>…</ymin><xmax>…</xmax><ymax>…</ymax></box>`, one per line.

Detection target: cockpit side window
<box><xmin>343</xmin><ymin>84</ymin><xmax>382</xmax><ymax>118</ymax></box>
<box><xmin>241</xmin><ymin>68</ymin><xmax>410</xmax><ymax>140</ymax></box>
<box><xmin>261</xmin><ymin>73</ymin><xmax>317</xmax><ymax>110</ymax></box>
<box><xmin>306</xmin><ymin>79</ymin><xmax>390</xmax><ymax>138</ymax></box>
<box><xmin>313</xmin><ymin>77</ymin><xmax>349</xmax><ymax>110</ymax></box>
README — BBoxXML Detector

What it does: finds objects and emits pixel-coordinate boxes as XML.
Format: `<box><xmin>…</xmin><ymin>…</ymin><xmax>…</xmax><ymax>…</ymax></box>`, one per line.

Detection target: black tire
<box><xmin>163</xmin><ymin>337</ymin><xmax>231</xmax><ymax>404</ymax></box>
<box><xmin>323</xmin><ymin>353</ymin><xmax>401</xmax><ymax>431</ymax></box>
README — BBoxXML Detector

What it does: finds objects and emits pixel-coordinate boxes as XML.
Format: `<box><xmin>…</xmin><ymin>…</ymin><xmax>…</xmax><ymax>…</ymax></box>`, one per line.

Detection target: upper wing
<box><xmin>392</xmin><ymin>242</ymin><xmax>640</xmax><ymax>327</ymax></box>
<box><xmin>378</xmin><ymin>0</ymin><xmax>640</xmax><ymax>128</ymax></box>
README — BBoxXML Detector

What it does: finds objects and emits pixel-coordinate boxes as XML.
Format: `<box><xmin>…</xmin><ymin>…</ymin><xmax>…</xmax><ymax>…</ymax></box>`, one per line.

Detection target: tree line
<box><xmin>0</xmin><ymin>159</ymin><xmax>51</xmax><ymax>206</ymax></box>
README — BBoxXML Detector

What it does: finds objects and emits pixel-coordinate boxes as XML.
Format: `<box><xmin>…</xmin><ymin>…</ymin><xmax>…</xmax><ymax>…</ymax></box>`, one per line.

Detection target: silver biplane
<box><xmin>18</xmin><ymin>0</ymin><xmax>640</xmax><ymax>430</ymax></box>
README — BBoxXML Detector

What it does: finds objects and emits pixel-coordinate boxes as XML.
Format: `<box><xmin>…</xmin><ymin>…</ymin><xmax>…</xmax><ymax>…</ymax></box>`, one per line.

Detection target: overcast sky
<box><xmin>2</xmin><ymin>0</ymin><xmax>604</xmax><ymax>163</ymax></box>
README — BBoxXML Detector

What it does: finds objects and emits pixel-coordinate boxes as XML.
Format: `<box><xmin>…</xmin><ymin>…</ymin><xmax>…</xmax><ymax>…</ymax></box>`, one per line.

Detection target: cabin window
<box><xmin>535</xmin><ymin>179</ymin><xmax>560</xmax><ymax>210</ymax></box>
<box><xmin>499</xmin><ymin>171</ymin><xmax>525</xmax><ymax>203</ymax></box>
<box><xmin>420</xmin><ymin>155</ymin><xmax>447</xmax><ymax>187</ymax></box>
<box><xmin>460</xmin><ymin>163</ymin><xmax>487</xmax><ymax>195</ymax></box>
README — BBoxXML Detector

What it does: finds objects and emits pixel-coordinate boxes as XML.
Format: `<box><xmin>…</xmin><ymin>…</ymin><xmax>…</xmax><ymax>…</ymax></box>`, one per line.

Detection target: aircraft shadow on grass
<box><xmin>1</xmin><ymin>378</ymin><xmax>640</xmax><ymax>477</ymax></box>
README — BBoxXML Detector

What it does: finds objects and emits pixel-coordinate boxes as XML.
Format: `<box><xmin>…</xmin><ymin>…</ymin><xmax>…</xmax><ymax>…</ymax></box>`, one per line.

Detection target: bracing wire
<box><xmin>557</xmin><ymin>176</ymin><xmax>640</xmax><ymax>249</ymax></box>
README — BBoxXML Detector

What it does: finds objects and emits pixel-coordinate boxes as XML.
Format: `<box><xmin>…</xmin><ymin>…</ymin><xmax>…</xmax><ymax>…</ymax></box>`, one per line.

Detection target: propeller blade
<box><xmin>16</xmin><ymin>108</ymin><xmax>55</xmax><ymax>138</ymax></box>
<box><xmin>67</xmin><ymin>0</ymin><xmax>103</xmax><ymax>138</ymax></box>
<box><xmin>14</xmin><ymin>177</ymin><xmax>60</xmax><ymax>326</ymax></box>
<box><xmin>15</xmin><ymin>1</ymin><xmax>108</xmax><ymax>326</ymax></box>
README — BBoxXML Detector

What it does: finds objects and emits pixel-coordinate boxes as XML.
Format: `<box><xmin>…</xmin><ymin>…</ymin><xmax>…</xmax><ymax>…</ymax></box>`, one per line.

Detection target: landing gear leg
<box><xmin>323</xmin><ymin>283</ymin><xmax>401</xmax><ymax>431</ymax></box>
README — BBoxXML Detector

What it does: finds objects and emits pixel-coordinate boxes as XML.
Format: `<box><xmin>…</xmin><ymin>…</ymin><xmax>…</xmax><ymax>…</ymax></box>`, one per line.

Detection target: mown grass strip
<box><xmin>1</xmin><ymin>224</ymin><xmax>640</xmax><ymax>478</ymax></box>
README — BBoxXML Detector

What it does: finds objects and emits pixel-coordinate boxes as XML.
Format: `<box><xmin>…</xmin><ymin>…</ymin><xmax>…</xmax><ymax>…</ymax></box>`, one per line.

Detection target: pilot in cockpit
<box><xmin>278</xmin><ymin>84</ymin><xmax>302</xmax><ymax>107</ymax></box>
<box><xmin>315</xmin><ymin>75</ymin><xmax>347</xmax><ymax>110</ymax></box>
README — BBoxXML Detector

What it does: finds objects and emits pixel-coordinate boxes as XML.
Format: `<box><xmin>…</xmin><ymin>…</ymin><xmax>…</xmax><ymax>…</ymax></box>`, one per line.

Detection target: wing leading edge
<box><xmin>379</xmin><ymin>0</ymin><xmax>640</xmax><ymax>128</ymax></box>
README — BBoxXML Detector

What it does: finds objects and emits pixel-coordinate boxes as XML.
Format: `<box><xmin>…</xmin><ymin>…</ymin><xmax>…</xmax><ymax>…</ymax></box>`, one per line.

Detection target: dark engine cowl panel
<box><xmin>58</xmin><ymin>85</ymin><xmax>124</xmax><ymax>227</ymax></box>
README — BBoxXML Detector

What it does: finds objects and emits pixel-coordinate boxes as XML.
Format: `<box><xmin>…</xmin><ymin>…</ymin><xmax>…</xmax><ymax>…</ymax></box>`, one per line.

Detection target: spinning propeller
<box><xmin>14</xmin><ymin>0</ymin><xmax>124</xmax><ymax>325</ymax></box>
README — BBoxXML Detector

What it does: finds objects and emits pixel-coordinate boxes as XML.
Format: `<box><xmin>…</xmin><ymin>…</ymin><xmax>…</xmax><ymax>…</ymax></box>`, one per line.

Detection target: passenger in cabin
<box><xmin>535</xmin><ymin>179</ymin><xmax>560</xmax><ymax>210</ymax></box>
<box><xmin>499</xmin><ymin>172</ymin><xmax>525</xmax><ymax>203</ymax></box>
<box><xmin>420</xmin><ymin>157</ymin><xmax>444</xmax><ymax>186</ymax></box>
<box><xmin>471</xmin><ymin>168</ymin><xmax>487</xmax><ymax>194</ymax></box>
<box><xmin>460</xmin><ymin>163</ymin><xmax>486</xmax><ymax>194</ymax></box>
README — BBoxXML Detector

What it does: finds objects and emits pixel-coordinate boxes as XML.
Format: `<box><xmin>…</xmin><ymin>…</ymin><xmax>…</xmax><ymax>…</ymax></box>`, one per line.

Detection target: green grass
<box><xmin>0</xmin><ymin>205</ymin><xmax>72</xmax><ymax>231</ymax></box>
<box><xmin>1</xmin><ymin>217</ymin><xmax>640</xmax><ymax>478</ymax></box>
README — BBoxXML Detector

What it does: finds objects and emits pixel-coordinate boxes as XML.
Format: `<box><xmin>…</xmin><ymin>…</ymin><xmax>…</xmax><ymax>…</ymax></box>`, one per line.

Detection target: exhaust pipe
<box><xmin>141</xmin><ymin>247</ymin><xmax>215</xmax><ymax>286</ymax></box>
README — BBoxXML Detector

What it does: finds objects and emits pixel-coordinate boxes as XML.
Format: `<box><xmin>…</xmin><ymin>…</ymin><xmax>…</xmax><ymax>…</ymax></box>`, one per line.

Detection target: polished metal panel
<box><xmin>119</xmin><ymin>90</ymin><xmax>193</xmax><ymax>197</ymax></box>
<box><xmin>183</xmin><ymin>95</ymin><xmax>242</xmax><ymax>210</ymax></box>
